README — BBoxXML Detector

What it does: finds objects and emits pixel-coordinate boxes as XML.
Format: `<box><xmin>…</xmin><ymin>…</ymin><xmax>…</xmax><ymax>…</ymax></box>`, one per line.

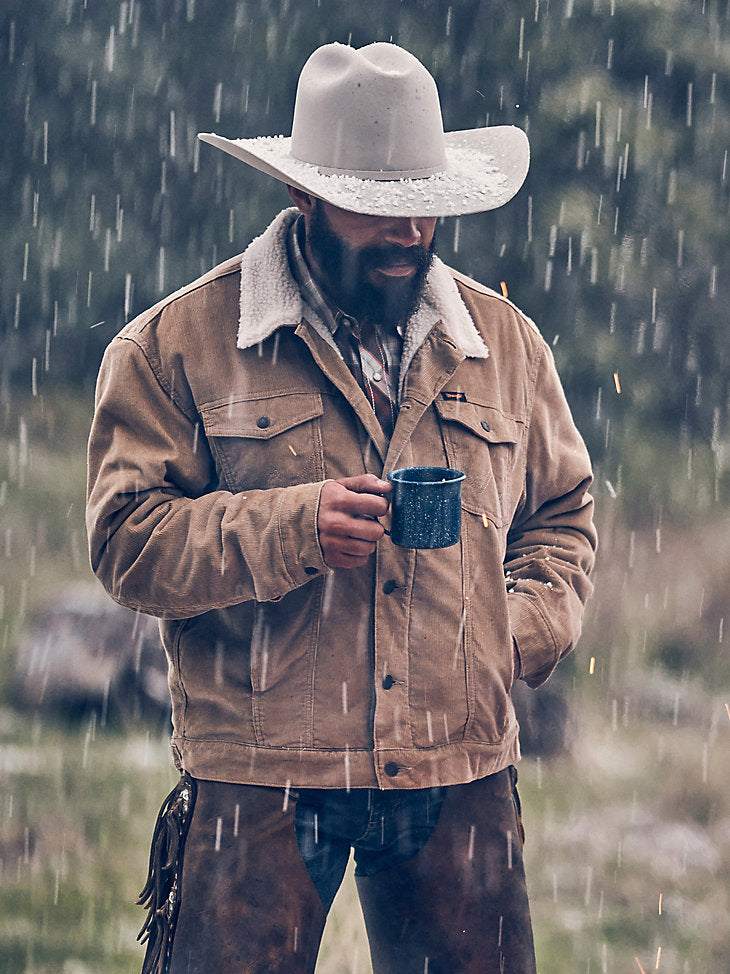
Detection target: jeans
<box><xmin>294</xmin><ymin>784</ymin><xmax>447</xmax><ymax>911</ymax></box>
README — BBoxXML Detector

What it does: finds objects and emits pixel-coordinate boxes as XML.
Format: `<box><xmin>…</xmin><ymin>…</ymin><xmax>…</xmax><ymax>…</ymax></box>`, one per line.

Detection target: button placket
<box><xmin>372</xmin><ymin>545</ymin><xmax>413</xmax><ymax>784</ymax></box>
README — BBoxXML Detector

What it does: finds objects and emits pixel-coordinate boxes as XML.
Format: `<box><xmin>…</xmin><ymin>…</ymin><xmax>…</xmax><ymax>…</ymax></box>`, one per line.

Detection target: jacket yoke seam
<box><xmin>120</xmin><ymin>331</ymin><xmax>200</xmax><ymax>429</ymax></box>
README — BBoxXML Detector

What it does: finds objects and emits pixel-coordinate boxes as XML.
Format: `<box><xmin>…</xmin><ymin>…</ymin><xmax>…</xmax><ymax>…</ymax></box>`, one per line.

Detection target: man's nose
<box><xmin>383</xmin><ymin>218</ymin><xmax>422</xmax><ymax>248</ymax></box>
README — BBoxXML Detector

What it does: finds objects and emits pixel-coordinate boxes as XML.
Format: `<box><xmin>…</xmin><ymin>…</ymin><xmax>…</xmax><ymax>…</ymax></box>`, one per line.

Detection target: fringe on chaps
<box><xmin>137</xmin><ymin>772</ymin><xmax>197</xmax><ymax>974</ymax></box>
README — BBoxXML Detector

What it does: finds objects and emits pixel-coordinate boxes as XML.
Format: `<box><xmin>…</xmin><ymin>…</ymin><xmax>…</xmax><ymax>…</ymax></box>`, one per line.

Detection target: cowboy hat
<box><xmin>198</xmin><ymin>41</ymin><xmax>529</xmax><ymax>218</ymax></box>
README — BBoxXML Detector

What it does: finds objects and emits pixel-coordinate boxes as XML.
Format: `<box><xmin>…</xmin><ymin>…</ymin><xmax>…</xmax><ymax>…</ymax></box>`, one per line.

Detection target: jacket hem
<box><xmin>171</xmin><ymin>728</ymin><xmax>521</xmax><ymax>790</ymax></box>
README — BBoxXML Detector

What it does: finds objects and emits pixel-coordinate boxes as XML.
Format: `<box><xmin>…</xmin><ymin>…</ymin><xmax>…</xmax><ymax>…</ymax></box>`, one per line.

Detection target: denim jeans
<box><xmin>294</xmin><ymin>784</ymin><xmax>447</xmax><ymax>911</ymax></box>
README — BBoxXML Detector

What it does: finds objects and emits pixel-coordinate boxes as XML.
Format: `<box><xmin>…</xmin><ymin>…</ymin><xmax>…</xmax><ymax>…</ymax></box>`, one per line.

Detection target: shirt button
<box><xmin>372</xmin><ymin>371</ymin><xmax>383</xmax><ymax>382</ymax></box>
<box><xmin>382</xmin><ymin>675</ymin><xmax>395</xmax><ymax>690</ymax></box>
<box><xmin>382</xmin><ymin>579</ymin><xmax>398</xmax><ymax>595</ymax></box>
<box><xmin>481</xmin><ymin>420</ymin><xmax>491</xmax><ymax>433</ymax></box>
<box><xmin>384</xmin><ymin>762</ymin><xmax>399</xmax><ymax>777</ymax></box>
<box><xmin>257</xmin><ymin>416</ymin><xmax>271</xmax><ymax>429</ymax></box>
<box><xmin>304</xmin><ymin>566</ymin><xmax>319</xmax><ymax>575</ymax></box>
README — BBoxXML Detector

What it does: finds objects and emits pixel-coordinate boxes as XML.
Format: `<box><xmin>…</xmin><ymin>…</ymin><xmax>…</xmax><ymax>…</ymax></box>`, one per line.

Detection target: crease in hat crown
<box><xmin>290</xmin><ymin>42</ymin><xmax>448</xmax><ymax>179</ymax></box>
<box><xmin>197</xmin><ymin>40</ymin><xmax>530</xmax><ymax>217</ymax></box>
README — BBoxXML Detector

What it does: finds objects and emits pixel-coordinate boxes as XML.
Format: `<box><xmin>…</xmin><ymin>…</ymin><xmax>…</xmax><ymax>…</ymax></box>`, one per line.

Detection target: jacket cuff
<box><xmin>271</xmin><ymin>481</ymin><xmax>332</xmax><ymax>597</ymax></box>
<box><xmin>508</xmin><ymin>592</ymin><xmax>560</xmax><ymax>689</ymax></box>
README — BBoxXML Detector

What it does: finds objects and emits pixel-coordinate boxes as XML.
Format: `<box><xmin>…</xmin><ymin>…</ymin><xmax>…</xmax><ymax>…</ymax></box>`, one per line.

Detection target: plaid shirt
<box><xmin>287</xmin><ymin>217</ymin><xmax>402</xmax><ymax>430</ymax></box>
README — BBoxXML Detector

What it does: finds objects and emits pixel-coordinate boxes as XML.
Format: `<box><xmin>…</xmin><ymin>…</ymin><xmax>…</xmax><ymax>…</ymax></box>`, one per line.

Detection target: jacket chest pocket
<box><xmin>434</xmin><ymin>398</ymin><xmax>523</xmax><ymax>527</ymax></box>
<box><xmin>200</xmin><ymin>393</ymin><xmax>325</xmax><ymax>491</ymax></box>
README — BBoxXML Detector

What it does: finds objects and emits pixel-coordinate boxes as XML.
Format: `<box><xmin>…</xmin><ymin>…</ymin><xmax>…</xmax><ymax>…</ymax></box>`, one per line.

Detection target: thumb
<box><xmin>337</xmin><ymin>473</ymin><xmax>391</xmax><ymax>494</ymax></box>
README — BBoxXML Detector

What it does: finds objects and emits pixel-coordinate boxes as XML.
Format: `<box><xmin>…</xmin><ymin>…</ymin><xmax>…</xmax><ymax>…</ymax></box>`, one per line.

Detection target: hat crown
<box><xmin>291</xmin><ymin>42</ymin><xmax>447</xmax><ymax>178</ymax></box>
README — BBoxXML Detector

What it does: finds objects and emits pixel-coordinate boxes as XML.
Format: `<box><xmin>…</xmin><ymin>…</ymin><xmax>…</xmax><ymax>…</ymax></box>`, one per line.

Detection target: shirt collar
<box><xmin>237</xmin><ymin>208</ymin><xmax>489</xmax><ymax>384</ymax></box>
<box><xmin>287</xmin><ymin>215</ymin><xmax>343</xmax><ymax>339</ymax></box>
<box><xmin>287</xmin><ymin>215</ymin><xmax>408</xmax><ymax>340</ymax></box>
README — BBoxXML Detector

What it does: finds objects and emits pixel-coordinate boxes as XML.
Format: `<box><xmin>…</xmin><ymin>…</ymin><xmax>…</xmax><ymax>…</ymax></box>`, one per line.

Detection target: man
<box><xmin>87</xmin><ymin>41</ymin><xmax>596</xmax><ymax>974</ymax></box>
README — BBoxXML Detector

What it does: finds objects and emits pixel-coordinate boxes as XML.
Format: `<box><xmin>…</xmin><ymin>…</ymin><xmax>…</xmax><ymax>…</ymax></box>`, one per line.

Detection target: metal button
<box><xmin>372</xmin><ymin>371</ymin><xmax>383</xmax><ymax>382</ymax></box>
<box><xmin>384</xmin><ymin>762</ymin><xmax>399</xmax><ymax>777</ymax></box>
<box><xmin>382</xmin><ymin>675</ymin><xmax>395</xmax><ymax>690</ymax></box>
<box><xmin>257</xmin><ymin>416</ymin><xmax>271</xmax><ymax>429</ymax></box>
<box><xmin>481</xmin><ymin>421</ymin><xmax>491</xmax><ymax>433</ymax></box>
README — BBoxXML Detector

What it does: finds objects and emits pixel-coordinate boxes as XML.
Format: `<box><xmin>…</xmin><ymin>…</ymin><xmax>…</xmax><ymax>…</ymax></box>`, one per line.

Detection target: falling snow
<box><xmin>0</xmin><ymin>2</ymin><xmax>728</xmax><ymax>973</ymax></box>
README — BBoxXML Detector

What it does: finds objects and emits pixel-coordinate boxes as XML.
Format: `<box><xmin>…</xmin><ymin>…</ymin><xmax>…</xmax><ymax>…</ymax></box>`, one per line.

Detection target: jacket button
<box><xmin>481</xmin><ymin>420</ymin><xmax>491</xmax><ymax>432</ymax></box>
<box><xmin>384</xmin><ymin>762</ymin><xmax>399</xmax><ymax>777</ymax></box>
<box><xmin>382</xmin><ymin>579</ymin><xmax>398</xmax><ymax>595</ymax></box>
<box><xmin>257</xmin><ymin>416</ymin><xmax>271</xmax><ymax>429</ymax></box>
<box><xmin>304</xmin><ymin>566</ymin><xmax>318</xmax><ymax>575</ymax></box>
<box><xmin>382</xmin><ymin>675</ymin><xmax>394</xmax><ymax>690</ymax></box>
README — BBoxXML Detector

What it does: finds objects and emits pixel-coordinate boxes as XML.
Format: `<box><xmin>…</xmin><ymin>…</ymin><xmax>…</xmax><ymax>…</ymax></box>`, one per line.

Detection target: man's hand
<box><xmin>318</xmin><ymin>474</ymin><xmax>392</xmax><ymax>568</ymax></box>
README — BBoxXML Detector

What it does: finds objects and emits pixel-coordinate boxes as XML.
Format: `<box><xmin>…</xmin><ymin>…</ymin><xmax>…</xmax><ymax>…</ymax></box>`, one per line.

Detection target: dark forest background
<box><xmin>2</xmin><ymin>0</ymin><xmax>729</xmax><ymax>524</ymax></box>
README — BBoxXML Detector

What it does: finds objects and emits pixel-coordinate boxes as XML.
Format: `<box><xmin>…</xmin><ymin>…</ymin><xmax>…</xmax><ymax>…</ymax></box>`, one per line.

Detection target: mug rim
<box><xmin>387</xmin><ymin>465</ymin><xmax>465</xmax><ymax>486</ymax></box>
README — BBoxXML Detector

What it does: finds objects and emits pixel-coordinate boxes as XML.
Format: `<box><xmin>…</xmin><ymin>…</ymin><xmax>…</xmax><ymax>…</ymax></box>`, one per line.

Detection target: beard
<box><xmin>306</xmin><ymin>201</ymin><xmax>436</xmax><ymax>326</ymax></box>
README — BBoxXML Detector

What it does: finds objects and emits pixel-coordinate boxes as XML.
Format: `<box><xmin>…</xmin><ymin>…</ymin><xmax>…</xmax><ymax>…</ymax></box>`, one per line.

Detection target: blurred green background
<box><xmin>1</xmin><ymin>1</ymin><xmax>729</xmax><ymax>971</ymax></box>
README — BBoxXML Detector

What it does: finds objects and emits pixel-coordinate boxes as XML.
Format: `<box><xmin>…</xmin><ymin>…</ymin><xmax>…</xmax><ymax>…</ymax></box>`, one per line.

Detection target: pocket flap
<box><xmin>200</xmin><ymin>393</ymin><xmax>323</xmax><ymax>439</ymax></box>
<box><xmin>434</xmin><ymin>399</ymin><xmax>521</xmax><ymax>445</ymax></box>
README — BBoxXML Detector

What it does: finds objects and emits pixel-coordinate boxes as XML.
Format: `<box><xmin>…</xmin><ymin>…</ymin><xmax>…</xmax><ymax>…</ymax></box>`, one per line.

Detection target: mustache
<box><xmin>354</xmin><ymin>242</ymin><xmax>433</xmax><ymax>274</ymax></box>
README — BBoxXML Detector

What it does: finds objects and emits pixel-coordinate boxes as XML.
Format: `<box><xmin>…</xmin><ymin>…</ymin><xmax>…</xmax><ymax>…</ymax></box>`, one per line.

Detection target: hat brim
<box><xmin>197</xmin><ymin>126</ymin><xmax>529</xmax><ymax>217</ymax></box>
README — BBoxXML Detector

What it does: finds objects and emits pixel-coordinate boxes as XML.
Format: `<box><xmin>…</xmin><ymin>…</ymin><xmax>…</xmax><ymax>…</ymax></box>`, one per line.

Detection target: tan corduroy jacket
<box><xmin>87</xmin><ymin>209</ymin><xmax>597</xmax><ymax>790</ymax></box>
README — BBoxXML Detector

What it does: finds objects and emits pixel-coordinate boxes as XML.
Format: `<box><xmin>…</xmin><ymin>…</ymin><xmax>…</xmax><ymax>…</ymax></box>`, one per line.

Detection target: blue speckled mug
<box><xmin>386</xmin><ymin>466</ymin><xmax>466</xmax><ymax>549</ymax></box>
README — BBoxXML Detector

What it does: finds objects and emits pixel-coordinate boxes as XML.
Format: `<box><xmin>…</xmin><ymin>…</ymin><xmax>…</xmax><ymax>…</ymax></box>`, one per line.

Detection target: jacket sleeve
<box><xmin>86</xmin><ymin>335</ymin><xmax>331</xmax><ymax>620</ymax></box>
<box><xmin>505</xmin><ymin>340</ymin><xmax>597</xmax><ymax>688</ymax></box>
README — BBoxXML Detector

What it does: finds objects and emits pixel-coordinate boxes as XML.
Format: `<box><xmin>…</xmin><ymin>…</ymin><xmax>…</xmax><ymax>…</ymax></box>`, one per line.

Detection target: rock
<box><xmin>12</xmin><ymin>581</ymin><xmax>170</xmax><ymax>726</ymax></box>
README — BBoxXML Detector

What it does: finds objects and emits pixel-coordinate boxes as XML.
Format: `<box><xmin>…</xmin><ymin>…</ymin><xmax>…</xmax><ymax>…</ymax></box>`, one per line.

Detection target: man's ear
<box><xmin>287</xmin><ymin>185</ymin><xmax>317</xmax><ymax>216</ymax></box>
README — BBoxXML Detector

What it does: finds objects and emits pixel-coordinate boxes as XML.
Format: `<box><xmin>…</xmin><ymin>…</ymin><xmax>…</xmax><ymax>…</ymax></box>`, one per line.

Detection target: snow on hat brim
<box><xmin>197</xmin><ymin>126</ymin><xmax>529</xmax><ymax>218</ymax></box>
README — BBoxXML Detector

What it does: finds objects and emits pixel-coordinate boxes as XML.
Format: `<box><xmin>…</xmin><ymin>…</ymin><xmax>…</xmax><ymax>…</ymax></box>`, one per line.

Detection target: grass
<box><xmin>521</xmin><ymin>705</ymin><xmax>730</xmax><ymax>974</ymax></box>
<box><xmin>2</xmin><ymin>698</ymin><xmax>727</xmax><ymax>973</ymax></box>
<box><xmin>0</xmin><ymin>709</ymin><xmax>177</xmax><ymax>974</ymax></box>
<box><xmin>0</xmin><ymin>388</ymin><xmax>91</xmax><ymax>701</ymax></box>
<box><xmin>1</xmin><ymin>387</ymin><xmax>729</xmax><ymax>972</ymax></box>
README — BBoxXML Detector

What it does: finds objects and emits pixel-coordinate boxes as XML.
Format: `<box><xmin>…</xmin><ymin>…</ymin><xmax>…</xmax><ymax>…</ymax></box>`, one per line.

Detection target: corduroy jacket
<box><xmin>86</xmin><ymin>208</ymin><xmax>597</xmax><ymax>790</ymax></box>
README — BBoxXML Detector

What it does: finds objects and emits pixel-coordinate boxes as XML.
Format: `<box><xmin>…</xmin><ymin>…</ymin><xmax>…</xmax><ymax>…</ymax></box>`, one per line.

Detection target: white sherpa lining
<box><xmin>237</xmin><ymin>208</ymin><xmax>489</xmax><ymax>397</ymax></box>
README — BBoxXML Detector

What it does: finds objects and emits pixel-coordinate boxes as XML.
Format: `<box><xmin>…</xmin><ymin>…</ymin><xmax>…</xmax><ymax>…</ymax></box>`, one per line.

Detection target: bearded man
<box><xmin>86</xmin><ymin>41</ymin><xmax>596</xmax><ymax>974</ymax></box>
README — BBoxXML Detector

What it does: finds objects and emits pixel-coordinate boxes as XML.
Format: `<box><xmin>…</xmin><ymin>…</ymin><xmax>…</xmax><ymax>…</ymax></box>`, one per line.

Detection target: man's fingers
<box><xmin>344</xmin><ymin>492</ymin><xmax>390</xmax><ymax>519</ymax></box>
<box><xmin>336</xmin><ymin>473</ymin><xmax>392</xmax><ymax>496</ymax></box>
<box><xmin>319</xmin><ymin>529</ymin><xmax>379</xmax><ymax>569</ymax></box>
<box><xmin>334</xmin><ymin>535</ymin><xmax>379</xmax><ymax>557</ymax></box>
<box><xmin>326</xmin><ymin>511</ymin><xmax>384</xmax><ymax>543</ymax></box>
<box><xmin>321</xmin><ymin>479</ymin><xmax>390</xmax><ymax>518</ymax></box>
<box><xmin>318</xmin><ymin>477</ymin><xmax>394</xmax><ymax>569</ymax></box>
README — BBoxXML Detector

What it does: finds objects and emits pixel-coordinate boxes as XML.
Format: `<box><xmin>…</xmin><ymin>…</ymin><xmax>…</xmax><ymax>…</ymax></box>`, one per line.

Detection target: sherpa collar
<box><xmin>237</xmin><ymin>208</ymin><xmax>489</xmax><ymax>390</ymax></box>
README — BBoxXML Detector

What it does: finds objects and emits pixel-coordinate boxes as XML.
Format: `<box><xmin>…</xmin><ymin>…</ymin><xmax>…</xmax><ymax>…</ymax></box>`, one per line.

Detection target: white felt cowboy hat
<box><xmin>198</xmin><ymin>41</ymin><xmax>529</xmax><ymax>218</ymax></box>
